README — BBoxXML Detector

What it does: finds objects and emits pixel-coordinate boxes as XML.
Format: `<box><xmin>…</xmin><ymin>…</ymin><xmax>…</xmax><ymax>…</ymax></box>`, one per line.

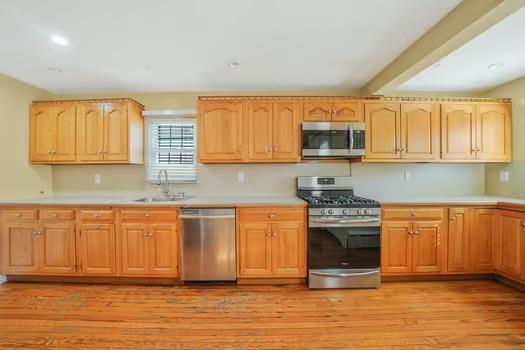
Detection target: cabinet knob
<box><xmin>32</xmin><ymin>231</ymin><xmax>38</xmax><ymax>236</ymax></box>
<box><xmin>149</xmin><ymin>233</ymin><xmax>154</xmax><ymax>237</ymax></box>
<box><xmin>268</xmin><ymin>213</ymin><xmax>276</xmax><ymax>219</ymax></box>
<box><xmin>143</xmin><ymin>232</ymin><xmax>149</xmax><ymax>237</ymax></box>
<box><xmin>48</xmin><ymin>150</ymin><xmax>52</xmax><ymax>154</ymax></box>
<box><xmin>97</xmin><ymin>150</ymin><xmax>102</xmax><ymax>154</ymax></box>
<box><xmin>16</xmin><ymin>213</ymin><xmax>22</xmax><ymax>218</ymax></box>
<box><xmin>521</xmin><ymin>222</ymin><xmax>525</xmax><ymax>228</ymax></box>
<box><xmin>95</xmin><ymin>225</ymin><xmax>100</xmax><ymax>229</ymax></box>
<box><xmin>272</xmin><ymin>232</ymin><xmax>277</xmax><ymax>237</ymax></box>
<box><xmin>53</xmin><ymin>213</ymin><xmax>59</xmax><ymax>218</ymax></box>
<box><xmin>144</xmin><ymin>213</ymin><xmax>150</xmax><ymax>217</ymax></box>
<box><xmin>413</xmin><ymin>231</ymin><xmax>419</xmax><ymax>235</ymax></box>
<box><xmin>450</xmin><ymin>216</ymin><xmax>456</xmax><ymax>221</ymax></box>
<box><xmin>92</xmin><ymin>214</ymin><xmax>101</xmax><ymax>218</ymax></box>
<box><xmin>410</xmin><ymin>212</ymin><xmax>416</xmax><ymax>217</ymax></box>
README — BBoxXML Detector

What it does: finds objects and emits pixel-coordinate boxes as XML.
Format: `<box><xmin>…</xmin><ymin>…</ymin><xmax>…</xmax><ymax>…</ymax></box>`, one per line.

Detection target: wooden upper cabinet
<box><xmin>441</xmin><ymin>104</ymin><xmax>475</xmax><ymax>160</ymax></box>
<box><xmin>400</xmin><ymin>103</ymin><xmax>440</xmax><ymax>160</ymax></box>
<box><xmin>331</xmin><ymin>101</ymin><xmax>363</xmax><ymax>122</ymax></box>
<box><xmin>77</xmin><ymin>103</ymin><xmax>105</xmax><ymax>161</ymax></box>
<box><xmin>303</xmin><ymin>101</ymin><xmax>362</xmax><ymax>122</ymax></box>
<box><xmin>31</xmin><ymin>99</ymin><xmax>143</xmax><ymax>165</ymax></box>
<box><xmin>273</xmin><ymin>102</ymin><xmax>301</xmax><ymax>161</ymax></box>
<box><xmin>475</xmin><ymin>104</ymin><xmax>512</xmax><ymax>161</ymax></box>
<box><xmin>30</xmin><ymin>103</ymin><xmax>76</xmax><ymax>162</ymax></box>
<box><xmin>303</xmin><ymin>102</ymin><xmax>331</xmax><ymax>121</ymax></box>
<box><xmin>198</xmin><ymin>102</ymin><xmax>245</xmax><ymax>162</ymax></box>
<box><xmin>447</xmin><ymin>208</ymin><xmax>470</xmax><ymax>273</ymax></box>
<box><xmin>103</xmin><ymin>103</ymin><xmax>129</xmax><ymax>161</ymax></box>
<box><xmin>497</xmin><ymin>210</ymin><xmax>523</xmax><ymax>279</ymax></box>
<box><xmin>247</xmin><ymin>102</ymin><xmax>273</xmax><ymax>161</ymax></box>
<box><xmin>365</xmin><ymin>103</ymin><xmax>401</xmax><ymax>159</ymax></box>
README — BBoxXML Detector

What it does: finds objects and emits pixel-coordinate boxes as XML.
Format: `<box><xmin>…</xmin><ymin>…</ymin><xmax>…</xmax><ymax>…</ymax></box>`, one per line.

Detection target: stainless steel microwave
<box><xmin>302</xmin><ymin>122</ymin><xmax>365</xmax><ymax>159</ymax></box>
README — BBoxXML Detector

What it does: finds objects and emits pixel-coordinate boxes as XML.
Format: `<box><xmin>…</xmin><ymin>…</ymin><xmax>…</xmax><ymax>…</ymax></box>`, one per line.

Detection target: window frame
<box><xmin>144</xmin><ymin>110</ymin><xmax>197</xmax><ymax>184</ymax></box>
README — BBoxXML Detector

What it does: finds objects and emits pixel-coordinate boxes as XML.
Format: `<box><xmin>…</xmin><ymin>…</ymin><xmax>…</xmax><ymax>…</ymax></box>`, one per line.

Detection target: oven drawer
<box><xmin>309</xmin><ymin>268</ymin><xmax>380</xmax><ymax>289</ymax></box>
<box><xmin>382</xmin><ymin>207</ymin><xmax>444</xmax><ymax>220</ymax></box>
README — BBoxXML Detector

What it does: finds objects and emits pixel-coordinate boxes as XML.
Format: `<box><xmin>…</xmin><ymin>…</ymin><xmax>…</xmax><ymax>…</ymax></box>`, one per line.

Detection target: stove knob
<box><xmin>328</xmin><ymin>209</ymin><xmax>334</xmax><ymax>215</ymax></box>
<box><xmin>357</xmin><ymin>209</ymin><xmax>364</xmax><ymax>215</ymax></box>
<box><xmin>320</xmin><ymin>209</ymin><xmax>327</xmax><ymax>215</ymax></box>
<box><xmin>364</xmin><ymin>209</ymin><xmax>371</xmax><ymax>215</ymax></box>
<box><xmin>342</xmin><ymin>209</ymin><xmax>349</xmax><ymax>215</ymax></box>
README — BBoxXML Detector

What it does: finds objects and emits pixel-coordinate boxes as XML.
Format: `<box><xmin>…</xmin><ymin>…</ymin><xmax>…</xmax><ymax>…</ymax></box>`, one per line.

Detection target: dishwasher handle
<box><xmin>179</xmin><ymin>214</ymin><xmax>236</xmax><ymax>220</ymax></box>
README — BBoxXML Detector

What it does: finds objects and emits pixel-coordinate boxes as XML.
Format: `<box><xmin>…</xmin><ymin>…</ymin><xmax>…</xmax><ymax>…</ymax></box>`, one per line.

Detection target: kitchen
<box><xmin>1</xmin><ymin>0</ymin><xmax>525</xmax><ymax>349</ymax></box>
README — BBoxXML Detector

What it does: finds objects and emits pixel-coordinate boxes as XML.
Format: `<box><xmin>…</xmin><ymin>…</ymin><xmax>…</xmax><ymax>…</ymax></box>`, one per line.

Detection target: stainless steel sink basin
<box><xmin>134</xmin><ymin>195</ymin><xmax>190</xmax><ymax>203</ymax></box>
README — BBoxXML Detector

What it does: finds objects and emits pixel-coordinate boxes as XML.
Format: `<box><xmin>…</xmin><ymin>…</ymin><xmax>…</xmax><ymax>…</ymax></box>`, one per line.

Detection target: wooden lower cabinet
<box><xmin>381</xmin><ymin>220</ymin><xmax>444</xmax><ymax>274</ymax></box>
<box><xmin>469</xmin><ymin>209</ymin><xmax>497</xmax><ymax>273</ymax></box>
<box><xmin>120</xmin><ymin>222</ymin><xmax>178</xmax><ymax>276</ymax></box>
<box><xmin>79</xmin><ymin>224</ymin><xmax>116</xmax><ymax>275</ymax></box>
<box><xmin>1</xmin><ymin>222</ymin><xmax>76</xmax><ymax>275</ymax></box>
<box><xmin>237</xmin><ymin>207</ymin><xmax>306</xmax><ymax>278</ymax></box>
<box><xmin>495</xmin><ymin>210</ymin><xmax>524</xmax><ymax>280</ymax></box>
<box><xmin>447</xmin><ymin>208</ymin><xmax>470</xmax><ymax>272</ymax></box>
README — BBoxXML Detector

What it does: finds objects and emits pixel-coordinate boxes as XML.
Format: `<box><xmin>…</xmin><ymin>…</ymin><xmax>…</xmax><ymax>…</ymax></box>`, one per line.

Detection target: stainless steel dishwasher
<box><xmin>179</xmin><ymin>208</ymin><xmax>236</xmax><ymax>281</ymax></box>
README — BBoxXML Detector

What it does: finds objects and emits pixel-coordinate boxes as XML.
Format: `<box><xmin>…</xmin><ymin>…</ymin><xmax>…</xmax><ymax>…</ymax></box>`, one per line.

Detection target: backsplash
<box><xmin>52</xmin><ymin>162</ymin><xmax>485</xmax><ymax>198</ymax></box>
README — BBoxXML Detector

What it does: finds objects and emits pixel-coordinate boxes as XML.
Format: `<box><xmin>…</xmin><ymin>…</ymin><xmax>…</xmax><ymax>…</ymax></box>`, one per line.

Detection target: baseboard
<box><xmin>0</xmin><ymin>275</ymin><xmax>6</xmax><ymax>284</ymax></box>
<box><xmin>237</xmin><ymin>278</ymin><xmax>306</xmax><ymax>285</ymax></box>
<box><xmin>381</xmin><ymin>274</ymin><xmax>494</xmax><ymax>282</ymax></box>
<box><xmin>494</xmin><ymin>274</ymin><xmax>525</xmax><ymax>292</ymax></box>
<box><xmin>6</xmin><ymin>275</ymin><xmax>182</xmax><ymax>285</ymax></box>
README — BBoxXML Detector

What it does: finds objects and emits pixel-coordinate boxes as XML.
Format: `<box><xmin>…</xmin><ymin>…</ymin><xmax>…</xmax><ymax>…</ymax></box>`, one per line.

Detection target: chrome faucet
<box><xmin>156</xmin><ymin>169</ymin><xmax>171</xmax><ymax>198</ymax></box>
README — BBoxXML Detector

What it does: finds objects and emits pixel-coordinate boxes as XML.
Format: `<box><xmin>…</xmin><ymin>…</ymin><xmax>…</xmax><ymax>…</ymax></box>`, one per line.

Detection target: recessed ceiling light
<box><xmin>228</xmin><ymin>60</ymin><xmax>241</xmax><ymax>69</ymax></box>
<box><xmin>488</xmin><ymin>61</ymin><xmax>504</xmax><ymax>69</ymax></box>
<box><xmin>51</xmin><ymin>35</ymin><xmax>70</xmax><ymax>46</ymax></box>
<box><xmin>47</xmin><ymin>66</ymin><xmax>63</xmax><ymax>74</ymax></box>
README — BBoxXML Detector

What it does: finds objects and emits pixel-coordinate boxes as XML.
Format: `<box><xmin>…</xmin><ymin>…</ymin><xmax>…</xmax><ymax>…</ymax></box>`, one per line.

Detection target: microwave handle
<box><xmin>348</xmin><ymin>124</ymin><xmax>354</xmax><ymax>153</ymax></box>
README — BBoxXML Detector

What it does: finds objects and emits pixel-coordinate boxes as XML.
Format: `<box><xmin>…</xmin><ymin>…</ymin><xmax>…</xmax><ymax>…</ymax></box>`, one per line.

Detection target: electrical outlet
<box><xmin>499</xmin><ymin>171</ymin><xmax>509</xmax><ymax>182</ymax></box>
<box><xmin>94</xmin><ymin>174</ymin><xmax>101</xmax><ymax>185</ymax></box>
<box><xmin>237</xmin><ymin>171</ymin><xmax>245</xmax><ymax>184</ymax></box>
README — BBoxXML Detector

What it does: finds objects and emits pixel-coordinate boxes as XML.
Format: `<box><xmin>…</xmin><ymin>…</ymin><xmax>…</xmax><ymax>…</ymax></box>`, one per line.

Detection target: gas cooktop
<box><xmin>298</xmin><ymin>194</ymin><xmax>381</xmax><ymax>208</ymax></box>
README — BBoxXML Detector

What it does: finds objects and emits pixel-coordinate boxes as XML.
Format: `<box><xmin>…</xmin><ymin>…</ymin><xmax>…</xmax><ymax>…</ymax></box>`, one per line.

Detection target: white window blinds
<box><xmin>146</xmin><ymin>116</ymin><xmax>197</xmax><ymax>183</ymax></box>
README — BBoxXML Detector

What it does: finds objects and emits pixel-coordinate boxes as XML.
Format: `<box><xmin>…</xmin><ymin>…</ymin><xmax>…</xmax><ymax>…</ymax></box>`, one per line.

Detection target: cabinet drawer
<box><xmin>40</xmin><ymin>209</ymin><xmax>75</xmax><ymax>221</ymax></box>
<box><xmin>382</xmin><ymin>207</ymin><xmax>444</xmax><ymax>220</ymax></box>
<box><xmin>238</xmin><ymin>207</ymin><xmax>305</xmax><ymax>222</ymax></box>
<box><xmin>80</xmin><ymin>209</ymin><xmax>114</xmax><ymax>222</ymax></box>
<box><xmin>1</xmin><ymin>209</ymin><xmax>38</xmax><ymax>221</ymax></box>
<box><xmin>120</xmin><ymin>209</ymin><xmax>178</xmax><ymax>222</ymax></box>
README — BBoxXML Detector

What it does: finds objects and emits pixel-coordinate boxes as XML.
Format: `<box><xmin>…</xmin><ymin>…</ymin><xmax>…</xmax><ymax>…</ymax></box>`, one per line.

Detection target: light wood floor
<box><xmin>0</xmin><ymin>280</ymin><xmax>524</xmax><ymax>350</ymax></box>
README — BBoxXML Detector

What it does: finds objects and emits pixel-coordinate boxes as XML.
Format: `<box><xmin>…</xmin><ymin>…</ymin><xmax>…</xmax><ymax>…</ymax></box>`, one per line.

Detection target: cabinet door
<box><xmin>475</xmin><ymin>104</ymin><xmax>512</xmax><ymax>161</ymax></box>
<box><xmin>271</xmin><ymin>222</ymin><xmax>306</xmax><ymax>276</ymax></box>
<box><xmin>103</xmin><ymin>103</ymin><xmax>129</xmax><ymax>161</ymax></box>
<box><xmin>412</xmin><ymin>221</ymin><xmax>443</xmax><ymax>273</ymax></box>
<box><xmin>381</xmin><ymin>221</ymin><xmax>412</xmax><ymax>274</ymax></box>
<box><xmin>148</xmin><ymin>224</ymin><xmax>178</xmax><ymax>276</ymax></box>
<box><xmin>53</xmin><ymin>104</ymin><xmax>77</xmax><ymax>161</ymax></box>
<box><xmin>498</xmin><ymin>211</ymin><xmax>523</xmax><ymax>278</ymax></box>
<box><xmin>364</xmin><ymin>103</ymin><xmax>401</xmax><ymax>159</ymax></box>
<box><xmin>79</xmin><ymin>224</ymin><xmax>116</xmax><ymax>275</ymax></box>
<box><xmin>447</xmin><ymin>208</ymin><xmax>470</xmax><ymax>273</ymax></box>
<box><xmin>273</xmin><ymin>102</ymin><xmax>301</xmax><ymax>161</ymax></box>
<box><xmin>77</xmin><ymin>103</ymin><xmax>104</xmax><ymax>161</ymax></box>
<box><xmin>39</xmin><ymin>222</ymin><xmax>76</xmax><ymax>274</ymax></box>
<box><xmin>469</xmin><ymin>209</ymin><xmax>496</xmax><ymax>272</ymax></box>
<box><xmin>198</xmin><ymin>102</ymin><xmax>245</xmax><ymax>161</ymax></box>
<box><xmin>120</xmin><ymin>223</ymin><xmax>149</xmax><ymax>275</ymax></box>
<box><xmin>1</xmin><ymin>223</ymin><xmax>39</xmax><ymax>274</ymax></box>
<box><xmin>247</xmin><ymin>102</ymin><xmax>273</xmax><ymax>160</ymax></box>
<box><xmin>30</xmin><ymin>105</ymin><xmax>55</xmax><ymax>162</ymax></box>
<box><xmin>441</xmin><ymin>104</ymin><xmax>475</xmax><ymax>160</ymax></box>
<box><xmin>331</xmin><ymin>101</ymin><xmax>363</xmax><ymax>122</ymax></box>
<box><xmin>400</xmin><ymin>103</ymin><xmax>440</xmax><ymax>160</ymax></box>
<box><xmin>303</xmin><ymin>102</ymin><xmax>331</xmax><ymax>121</ymax></box>
<box><xmin>238</xmin><ymin>223</ymin><xmax>272</xmax><ymax>277</ymax></box>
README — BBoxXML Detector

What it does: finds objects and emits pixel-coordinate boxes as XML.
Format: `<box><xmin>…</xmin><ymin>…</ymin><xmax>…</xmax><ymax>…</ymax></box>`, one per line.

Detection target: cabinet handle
<box><xmin>268</xmin><ymin>213</ymin><xmax>276</xmax><ymax>219</ymax></box>
<box><xmin>413</xmin><ymin>231</ymin><xmax>419</xmax><ymax>235</ymax></box>
<box><xmin>95</xmin><ymin>225</ymin><xmax>100</xmax><ymax>229</ymax></box>
<box><xmin>48</xmin><ymin>150</ymin><xmax>52</xmax><ymax>154</ymax></box>
<box><xmin>144</xmin><ymin>213</ymin><xmax>150</xmax><ymax>217</ymax></box>
<box><xmin>410</xmin><ymin>212</ymin><xmax>416</xmax><ymax>217</ymax></box>
<box><xmin>148</xmin><ymin>233</ymin><xmax>154</xmax><ymax>237</ymax></box>
<box><xmin>32</xmin><ymin>231</ymin><xmax>39</xmax><ymax>236</ymax></box>
<box><xmin>450</xmin><ymin>216</ymin><xmax>456</xmax><ymax>221</ymax></box>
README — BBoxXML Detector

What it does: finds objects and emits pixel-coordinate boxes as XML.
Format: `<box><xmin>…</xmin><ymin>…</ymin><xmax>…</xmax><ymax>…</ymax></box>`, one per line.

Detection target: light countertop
<box><xmin>370</xmin><ymin>196</ymin><xmax>525</xmax><ymax>206</ymax></box>
<box><xmin>0</xmin><ymin>195</ymin><xmax>307</xmax><ymax>207</ymax></box>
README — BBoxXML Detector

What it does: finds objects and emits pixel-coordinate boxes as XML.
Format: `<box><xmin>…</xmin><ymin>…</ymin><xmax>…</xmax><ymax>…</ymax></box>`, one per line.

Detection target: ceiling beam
<box><xmin>360</xmin><ymin>0</ymin><xmax>525</xmax><ymax>95</ymax></box>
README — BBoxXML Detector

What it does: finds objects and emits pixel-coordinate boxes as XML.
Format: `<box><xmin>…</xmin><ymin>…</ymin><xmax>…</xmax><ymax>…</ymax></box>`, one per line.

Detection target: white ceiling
<box><xmin>0</xmin><ymin>0</ymin><xmax>460</xmax><ymax>93</ymax></box>
<box><xmin>399</xmin><ymin>6</ymin><xmax>525</xmax><ymax>92</ymax></box>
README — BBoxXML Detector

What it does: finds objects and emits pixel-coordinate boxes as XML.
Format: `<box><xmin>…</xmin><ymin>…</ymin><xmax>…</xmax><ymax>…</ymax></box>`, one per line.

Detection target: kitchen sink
<box><xmin>134</xmin><ymin>195</ymin><xmax>190</xmax><ymax>203</ymax></box>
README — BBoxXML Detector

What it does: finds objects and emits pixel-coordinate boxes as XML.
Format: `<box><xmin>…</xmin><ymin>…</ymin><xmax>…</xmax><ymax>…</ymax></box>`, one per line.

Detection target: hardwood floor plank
<box><xmin>0</xmin><ymin>281</ymin><xmax>523</xmax><ymax>349</ymax></box>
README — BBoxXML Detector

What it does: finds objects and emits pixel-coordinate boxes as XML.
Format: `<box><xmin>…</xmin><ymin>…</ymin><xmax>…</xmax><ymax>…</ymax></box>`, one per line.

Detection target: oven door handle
<box><xmin>310</xmin><ymin>218</ymin><xmax>381</xmax><ymax>224</ymax></box>
<box><xmin>310</xmin><ymin>270</ymin><xmax>379</xmax><ymax>278</ymax></box>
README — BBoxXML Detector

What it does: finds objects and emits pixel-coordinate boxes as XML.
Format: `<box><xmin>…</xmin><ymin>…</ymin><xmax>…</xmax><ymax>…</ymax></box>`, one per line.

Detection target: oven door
<box><xmin>308</xmin><ymin>216</ymin><xmax>381</xmax><ymax>270</ymax></box>
<box><xmin>302</xmin><ymin>122</ymin><xmax>350</xmax><ymax>158</ymax></box>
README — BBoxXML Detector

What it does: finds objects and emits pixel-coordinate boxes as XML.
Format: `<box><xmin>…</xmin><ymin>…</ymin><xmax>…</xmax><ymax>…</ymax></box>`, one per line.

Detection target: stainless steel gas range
<box><xmin>297</xmin><ymin>176</ymin><xmax>381</xmax><ymax>289</ymax></box>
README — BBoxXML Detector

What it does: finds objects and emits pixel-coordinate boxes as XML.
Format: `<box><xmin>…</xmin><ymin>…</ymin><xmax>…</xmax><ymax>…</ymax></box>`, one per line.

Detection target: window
<box><xmin>146</xmin><ymin>115</ymin><xmax>197</xmax><ymax>183</ymax></box>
